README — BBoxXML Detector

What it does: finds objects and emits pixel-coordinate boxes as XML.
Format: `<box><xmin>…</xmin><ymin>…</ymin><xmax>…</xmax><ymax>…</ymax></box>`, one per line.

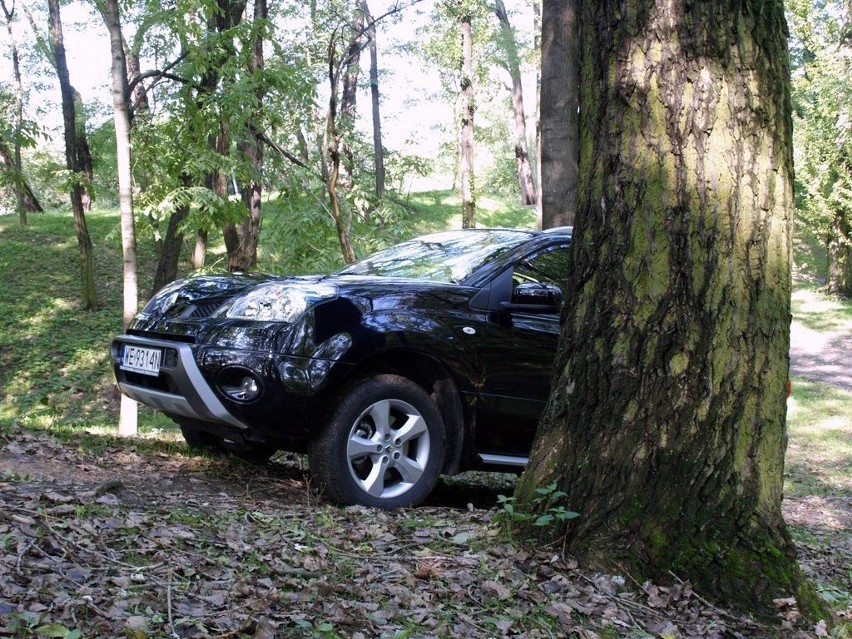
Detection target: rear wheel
<box><xmin>309</xmin><ymin>375</ymin><xmax>446</xmax><ymax>508</ymax></box>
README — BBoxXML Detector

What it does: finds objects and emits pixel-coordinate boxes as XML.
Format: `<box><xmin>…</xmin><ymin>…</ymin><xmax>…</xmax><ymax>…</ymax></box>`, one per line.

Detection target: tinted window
<box><xmin>513</xmin><ymin>247</ymin><xmax>569</xmax><ymax>293</ymax></box>
<box><xmin>338</xmin><ymin>230</ymin><xmax>535</xmax><ymax>283</ymax></box>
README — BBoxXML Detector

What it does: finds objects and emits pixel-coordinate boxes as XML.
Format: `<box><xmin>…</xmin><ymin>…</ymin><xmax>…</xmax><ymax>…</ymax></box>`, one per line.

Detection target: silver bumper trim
<box><xmin>113</xmin><ymin>335</ymin><xmax>248</xmax><ymax>430</ymax></box>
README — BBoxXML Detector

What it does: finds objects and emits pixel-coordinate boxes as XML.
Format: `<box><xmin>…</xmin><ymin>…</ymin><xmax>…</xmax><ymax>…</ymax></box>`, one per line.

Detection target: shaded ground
<box><xmin>1</xmin><ymin>427</ymin><xmax>841</xmax><ymax>639</ymax></box>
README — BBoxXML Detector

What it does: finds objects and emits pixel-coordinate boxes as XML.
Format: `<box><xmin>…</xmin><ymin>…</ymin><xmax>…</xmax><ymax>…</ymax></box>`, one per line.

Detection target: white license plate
<box><xmin>121</xmin><ymin>345</ymin><xmax>162</xmax><ymax>376</ymax></box>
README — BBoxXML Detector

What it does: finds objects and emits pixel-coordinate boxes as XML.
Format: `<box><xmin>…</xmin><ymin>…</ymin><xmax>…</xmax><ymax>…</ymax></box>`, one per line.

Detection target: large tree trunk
<box><xmin>538</xmin><ymin>0</ymin><xmax>578</xmax><ymax>228</ymax></box>
<box><xmin>363</xmin><ymin>1</ymin><xmax>385</xmax><ymax>200</ymax></box>
<box><xmin>100</xmin><ymin>0</ymin><xmax>139</xmax><ymax>436</ymax></box>
<box><xmin>516</xmin><ymin>0</ymin><xmax>822</xmax><ymax>621</ymax></box>
<box><xmin>494</xmin><ymin>0</ymin><xmax>537</xmax><ymax>206</ymax></box>
<box><xmin>459</xmin><ymin>13</ymin><xmax>475</xmax><ymax>229</ymax></box>
<box><xmin>47</xmin><ymin>0</ymin><xmax>97</xmax><ymax>311</ymax></box>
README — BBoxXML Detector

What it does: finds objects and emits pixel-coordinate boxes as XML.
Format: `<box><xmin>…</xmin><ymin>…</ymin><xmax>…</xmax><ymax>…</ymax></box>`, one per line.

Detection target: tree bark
<box><xmin>151</xmin><ymin>204</ymin><xmax>188</xmax><ymax>295</ymax></box>
<box><xmin>73</xmin><ymin>89</ymin><xmax>94</xmax><ymax>211</ymax></box>
<box><xmin>0</xmin><ymin>138</ymin><xmax>42</xmax><ymax>216</ymax></box>
<box><xmin>494</xmin><ymin>0</ymin><xmax>537</xmax><ymax>206</ymax></box>
<box><xmin>517</xmin><ymin>0</ymin><xmax>822</xmax><ymax>621</ymax></box>
<box><xmin>459</xmin><ymin>13</ymin><xmax>475</xmax><ymax>229</ymax></box>
<box><xmin>224</xmin><ymin>0</ymin><xmax>267</xmax><ymax>272</ymax></box>
<box><xmin>538</xmin><ymin>0</ymin><xmax>578</xmax><ymax>228</ymax></box>
<box><xmin>827</xmin><ymin>208</ymin><xmax>852</xmax><ymax>296</ymax></box>
<box><xmin>363</xmin><ymin>1</ymin><xmax>385</xmax><ymax>200</ymax></box>
<box><xmin>47</xmin><ymin>0</ymin><xmax>97</xmax><ymax>311</ymax></box>
<box><xmin>340</xmin><ymin>6</ymin><xmax>365</xmax><ymax>187</ymax></box>
<box><xmin>100</xmin><ymin>0</ymin><xmax>139</xmax><ymax>436</ymax></box>
<box><xmin>192</xmin><ymin>230</ymin><xmax>208</xmax><ymax>270</ymax></box>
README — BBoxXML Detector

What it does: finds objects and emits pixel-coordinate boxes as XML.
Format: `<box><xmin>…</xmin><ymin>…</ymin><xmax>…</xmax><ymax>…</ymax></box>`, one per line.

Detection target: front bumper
<box><xmin>111</xmin><ymin>334</ymin><xmax>249</xmax><ymax>430</ymax></box>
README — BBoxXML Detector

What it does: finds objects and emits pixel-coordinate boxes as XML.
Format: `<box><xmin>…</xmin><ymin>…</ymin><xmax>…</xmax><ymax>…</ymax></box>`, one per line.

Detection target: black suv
<box><xmin>111</xmin><ymin>227</ymin><xmax>572</xmax><ymax>507</ymax></box>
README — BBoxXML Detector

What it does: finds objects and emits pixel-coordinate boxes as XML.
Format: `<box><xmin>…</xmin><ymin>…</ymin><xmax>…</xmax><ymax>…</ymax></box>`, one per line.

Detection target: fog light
<box><xmin>163</xmin><ymin>348</ymin><xmax>179</xmax><ymax>368</ymax></box>
<box><xmin>220</xmin><ymin>375</ymin><xmax>261</xmax><ymax>401</ymax></box>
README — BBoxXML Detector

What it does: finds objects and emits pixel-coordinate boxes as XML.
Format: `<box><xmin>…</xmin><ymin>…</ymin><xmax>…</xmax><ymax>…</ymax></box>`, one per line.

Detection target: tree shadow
<box><xmin>426</xmin><ymin>471</ymin><xmax>519</xmax><ymax>510</ymax></box>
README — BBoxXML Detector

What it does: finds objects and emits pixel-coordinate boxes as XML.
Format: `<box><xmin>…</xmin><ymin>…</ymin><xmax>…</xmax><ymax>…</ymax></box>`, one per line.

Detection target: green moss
<box><xmin>646</xmin><ymin>527</ymin><xmax>668</xmax><ymax>557</ymax></box>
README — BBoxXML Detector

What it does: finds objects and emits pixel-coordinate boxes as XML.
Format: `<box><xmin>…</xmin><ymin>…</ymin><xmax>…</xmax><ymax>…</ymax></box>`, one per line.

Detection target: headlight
<box><xmin>224</xmin><ymin>282</ymin><xmax>337</xmax><ymax>322</ymax></box>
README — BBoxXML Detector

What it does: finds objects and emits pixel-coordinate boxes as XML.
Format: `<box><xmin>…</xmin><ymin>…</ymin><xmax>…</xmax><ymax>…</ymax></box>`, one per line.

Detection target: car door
<box><xmin>474</xmin><ymin>244</ymin><xmax>569</xmax><ymax>459</ymax></box>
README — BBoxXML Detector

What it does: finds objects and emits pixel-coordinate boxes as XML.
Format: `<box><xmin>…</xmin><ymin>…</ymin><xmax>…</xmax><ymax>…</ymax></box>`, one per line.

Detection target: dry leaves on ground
<box><xmin>0</xmin><ymin>427</ymin><xmax>844</xmax><ymax>638</ymax></box>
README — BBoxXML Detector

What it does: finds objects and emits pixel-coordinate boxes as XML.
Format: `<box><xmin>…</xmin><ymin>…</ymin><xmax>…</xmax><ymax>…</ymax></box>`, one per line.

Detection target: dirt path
<box><xmin>789</xmin><ymin>289</ymin><xmax>852</xmax><ymax>391</ymax></box>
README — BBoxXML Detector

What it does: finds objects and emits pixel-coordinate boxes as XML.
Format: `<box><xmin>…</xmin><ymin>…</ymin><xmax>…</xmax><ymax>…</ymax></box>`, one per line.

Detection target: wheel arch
<box><xmin>344</xmin><ymin>349</ymin><xmax>467</xmax><ymax>475</ymax></box>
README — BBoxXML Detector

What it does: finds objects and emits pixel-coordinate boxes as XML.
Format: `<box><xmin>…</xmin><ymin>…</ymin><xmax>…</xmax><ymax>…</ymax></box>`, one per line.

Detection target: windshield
<box><xmin>337</xmin><ymin>230</ymin><xmax>534</xmax><ymax>283</ymax></box>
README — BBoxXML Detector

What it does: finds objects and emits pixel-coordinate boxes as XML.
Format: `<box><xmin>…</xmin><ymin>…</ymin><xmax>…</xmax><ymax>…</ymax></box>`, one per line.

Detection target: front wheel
<box><xmin>309</xmin><ymin>375</ymin><xmax>447</xmax><ymax>508</ymax></box>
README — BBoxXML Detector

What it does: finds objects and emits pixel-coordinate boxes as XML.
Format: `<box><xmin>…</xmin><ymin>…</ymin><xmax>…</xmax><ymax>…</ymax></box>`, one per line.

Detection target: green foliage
<box><xmin>293</xmin><ymin>619</ymin><xmax>338</xmax><ymax>638</ymax></box>
<box><xmin>0</xmin><ymin>612</ymin><xmax>81</xmax><ymax>639</ymax></box>
<box><xmin>494</xmin><ymin>482</ymin><xmax>579</xmax><ymax>537</ymax></box>
<box><xmin>259</xmin><ymin>184</ymin><xmax>413</xmax><ymax>273</ymax></box>
<box><xmin>788</xmin><ymin>0</ymin><xmax>852</xmax><ymax>258</ymax></box>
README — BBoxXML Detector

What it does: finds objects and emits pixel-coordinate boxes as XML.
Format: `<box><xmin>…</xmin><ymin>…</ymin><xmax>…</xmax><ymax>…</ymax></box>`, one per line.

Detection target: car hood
<box><xmin>137</xmin><ymin>271</ymin><xmax>472</xmax><ymax>322</ymax></box>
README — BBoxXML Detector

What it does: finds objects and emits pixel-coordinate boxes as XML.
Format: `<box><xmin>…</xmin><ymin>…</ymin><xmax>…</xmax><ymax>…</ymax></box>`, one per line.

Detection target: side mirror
<box><xmin>501</xmin><ymin>282</ymin><xmax>562</xmax><ymax>314</ymax></box>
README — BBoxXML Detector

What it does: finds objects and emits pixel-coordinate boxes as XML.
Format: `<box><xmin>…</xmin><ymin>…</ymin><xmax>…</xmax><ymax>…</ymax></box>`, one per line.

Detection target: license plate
<box><xmin>121</xmin><ymin>345</ymin><xmax>162</xmax><ymax>376</ymax></box>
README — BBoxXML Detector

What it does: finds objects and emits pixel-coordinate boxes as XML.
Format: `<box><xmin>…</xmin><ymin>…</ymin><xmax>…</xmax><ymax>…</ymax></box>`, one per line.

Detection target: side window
<box><xmin>513</xmin><ymin>247</ymin><xmax>569</xmax><ymax>292</ymax></box>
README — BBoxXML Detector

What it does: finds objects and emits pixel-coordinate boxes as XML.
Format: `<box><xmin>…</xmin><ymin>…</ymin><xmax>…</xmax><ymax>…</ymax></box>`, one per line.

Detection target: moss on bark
<box><xmin>517</xmin><ymin>0</ymin><xmax>824</xmax><ymax>623</ymax></box>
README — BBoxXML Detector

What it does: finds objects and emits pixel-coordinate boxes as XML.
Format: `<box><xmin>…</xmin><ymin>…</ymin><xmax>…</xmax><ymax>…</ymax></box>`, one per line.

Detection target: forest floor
<box><xmin>0</xmin><ymin>290</ymin><xmax>850</xmax><ymax>638</ymax></box>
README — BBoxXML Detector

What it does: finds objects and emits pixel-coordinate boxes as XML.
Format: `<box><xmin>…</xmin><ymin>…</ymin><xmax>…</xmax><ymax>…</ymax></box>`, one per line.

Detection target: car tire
<box><xmin>177</xmin><ymin>420</ymin><xmax>276</xmax><ymax>464</ymax></box>
<box><xmin>310</xmin><ymin>375</ymin><xmax>447</xmax><ymax>508</ymax></box>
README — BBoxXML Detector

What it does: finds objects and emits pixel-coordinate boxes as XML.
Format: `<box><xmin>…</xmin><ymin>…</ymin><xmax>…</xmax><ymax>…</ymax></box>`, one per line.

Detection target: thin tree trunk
<box><xmin>538</xmin><ymin>0</ymin><xmax>578</xmax><ymax>228</ymax></box>
<box><xmin>47</xmin><ymin>0</ymin><xmax>97</xmax><ymax>310</ymax></box>
<box><xmin>1</xmin><ymin>0</ymin><xmax>42</xmax><ymax>222</ymax></box>
<box><xmin>362</xmin><ymin>1</ymin><xmax>385</xmax><ymax>199</ymax></box>
<box><xmin>224</xmin><ymin>0</ymin><xmax>266</xmax><ymax>272</ymax></box>
<box><xmin>827</xmin><ymin>208</ymin><xmax>852</xmax><ymax>296</ymax></box>
<box><xmin>125</xmin><ymin>40</ymin><xmax>149</xmax><ymax>116</ymax></box>
<box><xmin>517</xmin><ymin>0</ymin><xmax>821</xmax><ymax>620</ymax></box>
<box><xmin>323</xmin><ymin>26</ymin><xmax>358</xmax><ymax>264</ymax></box>
<box><xmin>100</xmin><ymin>0</ymin><xmax>139</xmax><ymax>436</ymax></box>
<box><xmin>459</xmin><ymin>13</ymin><xmax>475</xmax><ymax>229</ymax></box>
<box><xmin>494</xmin><ymin>0</ymin><xmax>537</xmax><ymax>206</ymax></box>
<box><xmin>207</xmin><ymin>0</ymin><xmax>247</xmax><ymax>272</ymax></box>
<box><xmin>151</xmin><ymin>204</ymin><xmax>188</xmax><ymax>295</ymax></box>
<box><xmin>326</xmin><ymin>73</ymin><xmax>357</xmax><ymax>264</ymax></box>
<box><xmin>340</xmin><ymin>6</ymin><xmax>365</xmax><ymax>187</ymax></box>
<box><xmin>0</xmin><ymin>138</ymin><xmax>42</xmax><ymax>215</ymax></box>
<box><xmin>73</xmin><ymin>89</ymin><xmax>94</xmax><ymax>211</ymax></box>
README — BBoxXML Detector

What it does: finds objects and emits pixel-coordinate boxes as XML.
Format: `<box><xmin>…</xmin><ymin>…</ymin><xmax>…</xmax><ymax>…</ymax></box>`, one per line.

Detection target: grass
<box><xmin>0</xmin><ymin>204</ymin><xmax>848</xmax><ymax>476</ymax></box>
<box><xmin>0</xmin><ymin>194</ymin><xmax>533</xmax><ymax>435</ymax></box>
<box><xmin>786</xmin><ymin>379</ymin><xmax>852</xmax><ymax>499</ymax></box>
<box><xmin>791</xmin><ymin>288</ymin><xmax>852</xmax><ymax>333</ymax></box>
